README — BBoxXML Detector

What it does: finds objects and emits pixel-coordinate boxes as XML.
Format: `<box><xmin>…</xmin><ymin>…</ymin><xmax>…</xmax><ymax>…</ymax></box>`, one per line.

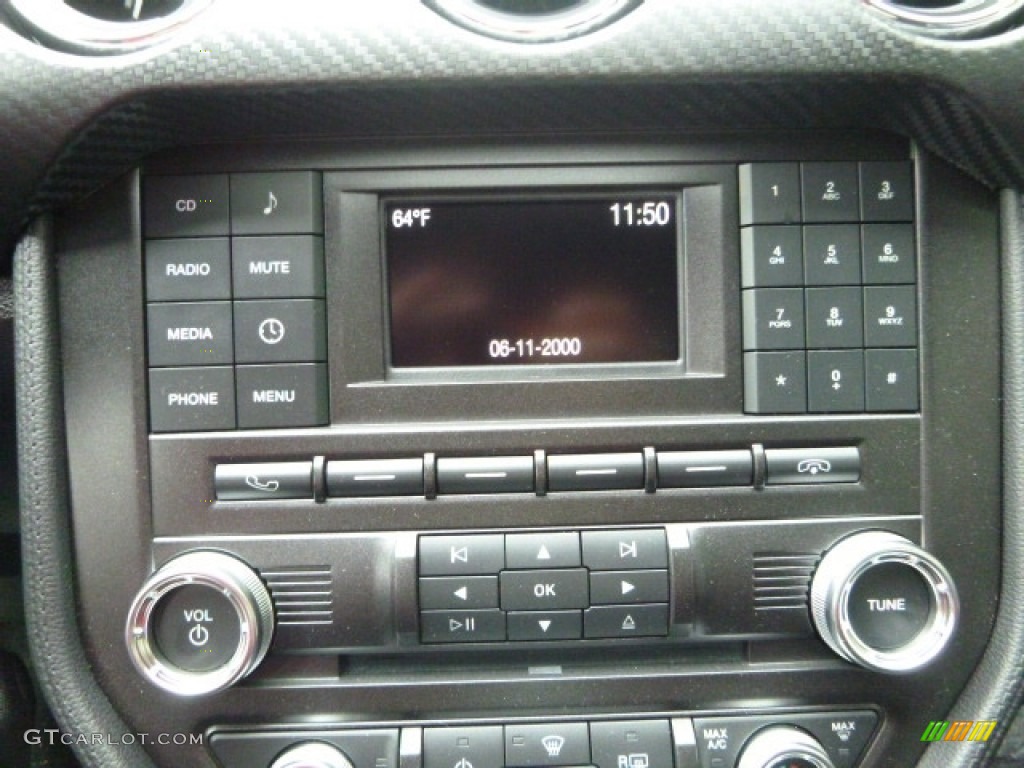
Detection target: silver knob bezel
<box><xmin>736</xmin><ymin>726</ymin><xmax>834</xmax><ymax>768</ymax></box>
<box><xmin>5</xmin><ymin>0</ymin><xmax>214</xmax><ymax>55</ymax></box>
<box><xmin>864</xmin><ymin>0</ymin><xmax>1024</xmax><ymax>30</ymax></box>
<box><xmin>423</xmin><ymin>0</ymin><xmax>642</xmax><ymax>43</ymax></box>
<box><xmin>125</xmin><ymin>550</ymin><xmax>274</xmax><ymax>697</ymax></box>
<box><xmin>810</xmin><ymin>531</ymin><xmax>959</xmax><ymax>674</ymax></box>
<box><xmin>270</xmin><ymin>742</ymin><xmax>355</xmax><ymax>768</ymax></box>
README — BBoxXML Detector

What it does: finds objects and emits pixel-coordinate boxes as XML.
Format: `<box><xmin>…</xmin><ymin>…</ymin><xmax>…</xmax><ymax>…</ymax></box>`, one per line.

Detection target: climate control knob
<box><xmin>125</xmin><ymin>551</ymin><xmax>274</xmax><ymax>696</ymax></box>
<box><xmin>270</xmin><ymin>742</ymin><xmax>354</xmax><ymax>768</ymax></box>
<box><xmin>736</xmin><ymin>726</ymin><xmax>834</xmax><ymax>768</ymax></box>
<box><xmin>810</xmin><ymin>531</ymin><xmax>958</xmax><ymax>673</ymax></box>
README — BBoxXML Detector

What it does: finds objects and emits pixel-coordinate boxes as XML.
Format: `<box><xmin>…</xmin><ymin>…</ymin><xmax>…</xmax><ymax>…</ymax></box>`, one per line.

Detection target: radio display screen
<box><xmin>385</xmin><ymin>195</ymin><xmax>681</xmax><ymax>368</ymax></box>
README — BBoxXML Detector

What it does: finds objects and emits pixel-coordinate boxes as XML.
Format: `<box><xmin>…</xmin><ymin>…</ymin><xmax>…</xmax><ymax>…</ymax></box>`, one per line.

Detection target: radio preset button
<box><xmin>657</xmin><ymin>450</ymin><xmax>753</xmax><ymax>488</ymax></box>
<box><xmin>865</xmin><ymin>348</ymin><xmax>919</xmax><ymax>412</ymax></box>
<box><xmin>232</xmin><ymin>235</ymin><xmax>325</xmax><ymax>299</ymax></box>
<box><xmin>764</xmin><ymin>447</ymin><xmax>861</xmax><ymax>485</ymax></box>
<box><xmin>743</xmin><ymin>351</ymin><xmax>807</xmax><ymax>414</ymax></box>
<box><xmin>547</xmin><ymin>453</ymin><xmax>644</xmax><ymax>492</ymax></box>
<box><xmin>590</xmin><ymin>570</ymin><xmax>669</xmax><ymax>606</ymax></box>
<box><xmin>214</xmin><ymin>462</ymin><xmax>313</xmax><ymax>501</ymax></box>
<box><xmin>738</xmin><ymin>163</ymin><xmax>801</xmax><ymax>226</ymax></box>
<box><xmin>148</xmin><ymin>366</ymin><xmax>236</xmax><ymax>432</ymax></box>
<box><xmin>500</xmin><ymin>569</ymin><xmax>589</xmax><ymax>611</ymax></box>
<box><xmin>805</xmin><ymin>287</ymin><xmax>864</xmax><ymax>349</ymax></box>
<box><xmin>807</xmin><ymin>350</ymin><xmax>865</xmax><ymax>413</ymax></box>
<box><xmin>230</xmin><ymin>171</ymin><xmax>324</xmax><ymax>236</ymax></box>
<box><xmin>419</xmin><ymin>534</ymin><xmax>505</xmax><ymax>576</ymax></box>
<box><xmin>420</xmin><ymin>609</ymin><xmax>505</xmax><ymax>643</ymax></box>
<box><xmin>591</xmin><ymin>720</ymin><xmax>674</xmax><ymax>768</ymax></box>
<box><xmin>233</xmin><ymin>298</ymin><xmax>327</xmax><ymax>364</ymax></box>
<box><xmin>146</xmin><ymin>238</ymin><xmax>231</xmax><ymax>302</ymax></box>
<box><xmin>419</xmin><ymin>576</ymin><xmax>499</xmax><ymax>611</ymax></box>
<box><xmin>505</xmin><ymin>532</ymin><xmax>581</xmax><ymax>569</ymax></box>
<box><xmin>327</xmin><ymin>458</ymin><xmax>424</xmax><ymax>497</ymax></box>
<box><xmin>742</xmin><ymin>288</ymin><xmax>805</xmax><ymax>351</ymax></box>
<box><xmin>144</xmin><ymin>175</ymin><xmax>229</xmax><ymax>238</ymax></box>
<box><xmin>803</xmin><ymin>224</ymin><xmax>862</xmax><ymax>286</ymax></box>
<box><xmin>864</xmin><ymin>285</ymin><xmax>918</xmax><ymax>347</ymax></box>
<box><xmin>505</xmin><ymin>722</ymin><xmax>591</xmax><ymax>768</ymax></box>
<box><xmin>802</xmin><ymin>162</ymin><xmax>859</xmax><ymax>223</ymax></box>
<box><xmin>506</xmin><ymin>610</ymin><xmax>582</xmax><ymax>641</ymax></box>
<box><xmin>235</xmin><ymin>363</ymin><xmax>328</xmax><ymax>429</ymax></box>
<box><xmin>581</xmin><ymin>529</ymin><xmax>668</xmax><ymax>571</ymax></box>
<box><xmin>147</xmin><ymin>301</ymin><xmax>234</xmax><ymax>367</ymax></box>
<box><xmin>583</xmin><ymin>604</ymin><xmax>669</xmax><ymax>639</ymax></box>
<box><xmin>861</xmin><ymin>223</ymin><xmax>915</xmax><ymax>284</ymax></box>
<box><xmin>740</xmin><ymin>225</ymin><xmax>803</xmax><ymax>288</ymax></box>
<box><xmin>437</xmin><ymin>456</ymin><xmax>535</xmax><ymax>495</ymax></box>
<box><xmin>860</xmin><ymin>161</ymin><xmax>914</xmax><ymax>222</ymax></box>
<box><xmin>424</xmin><ymin>725</ymin><xmax>504</xmax><ymax>768</ymax></box>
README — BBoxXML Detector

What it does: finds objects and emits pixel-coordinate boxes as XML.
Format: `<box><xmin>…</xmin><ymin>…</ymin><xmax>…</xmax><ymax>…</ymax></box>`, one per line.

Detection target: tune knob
<box><xmin>270</xmin><ymin>742</ymin><xmax>354</xmax><ymax>768</ymax></box>
<box><xmin>125</xmin><ymin>551</ymin><xmax>274</xmax><ymax>696</ymax></box>
<box><xmin>810</xmin><ymin>531</ymin><xmax>958</xmax><ymax>673</ymax></box>
<box><xmin>736</xmin><ymin>726</ymin><xmax>834</xmax><ymax>768</ymax></box>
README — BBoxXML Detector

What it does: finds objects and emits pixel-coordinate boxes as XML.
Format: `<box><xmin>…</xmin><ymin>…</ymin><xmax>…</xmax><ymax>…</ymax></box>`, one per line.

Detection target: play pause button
<box><xmin>507</xmin><ymin>611</ymin><xmax>583</xmax><ymax>641</ymax></box>
<box><xmin>420</xmin><ymin>610</ymin><xmax>505</xmax><ymax>643</ymax></box>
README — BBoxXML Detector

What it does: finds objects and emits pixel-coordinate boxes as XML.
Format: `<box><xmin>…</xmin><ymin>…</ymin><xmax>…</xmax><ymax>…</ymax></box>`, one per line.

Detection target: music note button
<box><xmin>229</xmin><ymin>171</ymin><xmax>323</xmax><ymax>235</ymax></box>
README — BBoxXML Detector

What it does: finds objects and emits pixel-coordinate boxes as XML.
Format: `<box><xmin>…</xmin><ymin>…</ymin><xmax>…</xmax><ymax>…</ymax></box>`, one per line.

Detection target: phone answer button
<box><xmin>214</xmin><ymin>462</ymin><xmax>314</xmax><ymax>501</ymax></box>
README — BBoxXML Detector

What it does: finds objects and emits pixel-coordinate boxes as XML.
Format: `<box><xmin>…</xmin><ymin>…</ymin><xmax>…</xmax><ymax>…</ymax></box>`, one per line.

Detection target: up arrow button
<box><xmin>505</xmin><ymin>532</ymin><xmax>581</xmax><ymax>569</ymax></box>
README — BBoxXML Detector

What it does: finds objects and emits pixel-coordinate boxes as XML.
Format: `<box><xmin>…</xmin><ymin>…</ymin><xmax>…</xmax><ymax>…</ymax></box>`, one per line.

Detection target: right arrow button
<box><xmin>589</xmin><ymin>570</ymin><xmax>669</xmax><ymax>606</ymax></box>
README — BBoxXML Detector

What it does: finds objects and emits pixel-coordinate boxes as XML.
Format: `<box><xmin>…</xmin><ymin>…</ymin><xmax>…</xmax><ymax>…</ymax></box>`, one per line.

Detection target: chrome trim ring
<box><xmin>865</xmin><ymin>0</ymin><xmax>1024</xmax><ymax>29</ymax></box>
<box><xmin>5</xmin><ymin>0</ymin><xmax>214</xmax><ymax>55</ymax></box>
<box><xmin>125</xmin><ymin>550</ymin><xmax>274</xmax><ymax>697</ymax></box>
<box><xmin>270</xmin><ymin>742</ymin><xmax>355</xmax><ymax>768</ymax></box>
<box><xmin>423</xmin><ymin>0</ymin><xmax>643</xmax><ymax>43</ymax></box>
<box><xmin>736</xmin><ymin>726</ymin><xmax>834</xmax><ymax>768</ymax></box>
<box><xmin>810</xmin><ymin>531</ymin><xmax>959</xmax><ymax>674</ymax></box>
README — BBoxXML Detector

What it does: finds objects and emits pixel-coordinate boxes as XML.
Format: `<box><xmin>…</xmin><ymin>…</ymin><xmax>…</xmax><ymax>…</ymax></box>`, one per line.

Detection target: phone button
<box><xmin>214</xmin><ymin>462</ymin><xmax>314</xmax><ymax>501</ymax></box>
<box><xmin>764</xmin><ymin>447</ymin><xmax>861</xmax><ymax>485</ymax></box>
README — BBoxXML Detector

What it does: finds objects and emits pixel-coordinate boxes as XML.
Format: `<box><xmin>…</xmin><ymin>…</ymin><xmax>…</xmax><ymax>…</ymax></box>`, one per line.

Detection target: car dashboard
<box><xmin>1</xmin><ymin>2</ymin><xmax>1023</xmax><ymax>768</ymax></box>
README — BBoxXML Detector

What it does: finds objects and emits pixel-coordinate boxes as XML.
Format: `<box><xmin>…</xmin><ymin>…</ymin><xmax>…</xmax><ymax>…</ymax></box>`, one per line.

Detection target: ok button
<box><xmin>500</xmin><ymin>569</ymin><xmax>589</xmax><ymax>611</ymax></box>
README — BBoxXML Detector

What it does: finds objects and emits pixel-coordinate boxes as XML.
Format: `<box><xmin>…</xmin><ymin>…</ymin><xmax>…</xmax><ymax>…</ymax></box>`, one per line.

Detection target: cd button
<box><xmin>327</xmin><ymin>458</ymin><xmax>424</xmax><ymax>497</ymax></box>
<box><xmin>547</xmin><ymin>453</ymin><xmax>644</xmax><ymax>492</ymax></box>
<box><xmin>581</xmin><ymin>529</ymin><xmax>668</xmax><ymax>571</ymax></box>
<box><xmin>436</xmin><ymin>456</ymin><xmax>534</xmax><ymax>494</ymax></box>
<box><xmin>506</xmin><ymin>610</ymin><xmax>582</xmax><ymax>641</ymax></box>
<box><xmin>419</xmin><ymin>534</ymin><xmax>505</xmax><ymax>576</ymax></box>
<box><xmin>505</xmin><ymin>722</ymin><xmax>591</xmax><ymax>767</ymax></box>
<box><xmin>657</xmin><ymin>450</ymin><xmax>753</xmax><ymax>488</ymax></box>
<box><xmin>500</xmin><ymin>569</ymin><xmax>589</xmax><ymax>611</ymax></box>
<box><xmin>505</xmin><ymin>532</ymin><xmax>581</xmax><ymax>569</ymax></box>
<box><xmin>144</xmin><ymin>175</ymin><xmax>229</xmax><ymax>238</ymax></box>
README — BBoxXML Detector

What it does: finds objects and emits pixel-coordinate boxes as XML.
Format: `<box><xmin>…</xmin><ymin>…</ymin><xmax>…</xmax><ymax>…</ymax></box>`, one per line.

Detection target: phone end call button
<box><xmin>214</xmin><ymin>462</ymin><xmax>314</xmax><ymax>501</ymax></box>
<box><xmin>764</xmin><ymin>447</ymin><xmax>861</xmax><ymax>485</ymax></box>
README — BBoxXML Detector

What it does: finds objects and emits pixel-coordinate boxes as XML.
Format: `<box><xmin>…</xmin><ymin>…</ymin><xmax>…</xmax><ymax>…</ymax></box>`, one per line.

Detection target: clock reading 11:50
<box><xmin>609</xmin><ymin>200</ymin><xmax>673</xmax><ymax>227</ymax></box>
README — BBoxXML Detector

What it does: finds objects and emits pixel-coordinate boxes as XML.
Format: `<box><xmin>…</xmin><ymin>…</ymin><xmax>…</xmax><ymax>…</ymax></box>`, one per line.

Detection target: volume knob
<box><xmin>810</xmin><ymin>531</ymin><xmax>958</xmax><ymax>673</ymax></box>
<box><xmin>125</xmin><ymin>551</ymin><xmax>275</xmax><ymax>696</ymax></box>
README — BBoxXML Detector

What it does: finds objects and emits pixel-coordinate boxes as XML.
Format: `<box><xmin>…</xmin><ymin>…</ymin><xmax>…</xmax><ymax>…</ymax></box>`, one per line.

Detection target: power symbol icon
<box><xmin>188</xmin><ymin>624</ymin><xmax>210</xmax><ymax>647</ymax></box>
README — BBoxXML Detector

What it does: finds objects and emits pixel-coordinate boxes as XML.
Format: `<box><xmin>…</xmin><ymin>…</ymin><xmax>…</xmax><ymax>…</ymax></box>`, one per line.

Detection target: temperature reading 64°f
<box><xmin>391</xmin><ymin>208</ymin><xmax>432</xmax><ymax>229</ymax></box>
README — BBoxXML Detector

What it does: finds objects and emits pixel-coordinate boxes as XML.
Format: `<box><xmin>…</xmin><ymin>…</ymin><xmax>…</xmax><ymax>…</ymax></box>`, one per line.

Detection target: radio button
<box><xmin>764</xmin><ymin>447</ymin><xmax>861</xmax><ymax>485</ymax></box>
<box><xmin>506</xmin><ymin>532</ymin><xmax>581</xmax><ymax>569</ymax></box>
<box><xmin>803</xmin><ymin>224</ymin><xmax>862</xmax><ymax>286</ymax></box>
<box><xmin>233</xmin><ymin>298</ymin><xmax>327</xmax><ymax>364</ymax></box>
<box><xmin>149</xmin><ymin>366</ymin><xmax>235</xmax><ymax>432</ymax></box>
<box><xmin>738</xmin><ymin>163</ymin><xmax>801</xmax><ymax>226</ymax></box>
<box><xmin>147</xmin><ymin>301</ymin><xmax>234</xmax><ymax>367</ymax></box>
<box><xmin>420</xmin><ymin>609</ymin><xmax>505</xmax><ymax>643</ymax></box>
<box><xmin>425</xmin><ymin>725</ymin><xmax>504</xmax><ymax>768</ymax></box>
<box><xmin>860</xmin><ymin>161</ymin><xmax>914</xmax><ymax>222</ymax></box>
<box><xmin>582</xmin><ymin>529</ymin><xmax>668</xmax><ymax>571</ymax></box>
<box><xmin>547</xmin><ymin>453</ymin><xmax>644</xmax><ymax>492</ymax></box>
<box><xmin>146</xmin><ymin>238</ymin><xmax>231</xmax><ymax>302</ymax></box>
<box><xmin>861</xmin><ymin>224</ymin><xmax>915</xmax><ymax>285</ymax></box>
<box><xmin>500</xmin><ymin>569</ymin><xmax>589</xmax><ymax>611</ymax></box>
<box><xmin>144</xmin><ymin>175</ymin><xmax>229</xmax><ymax>238</ymax></box>
<box><xmin>327</xmin><ymin>458</ymin><xmax>424</xmax><ymax>497</ymax></box>
<box><xmin>437</xmin><ymin>456</ymin><xmax>534</xmax><ymax>494</ymax></box>
<box><xmin>590</xmin><ymin>570</ymin><xmax>669</xmax><ymax>606</ymax></box>
<box><xmin>743</xmin><ymin>351</ymin><xmax>807</xmax><ymax>414</ymax></box>
<box><xmin>230</xmin><ymin>171</ymin><xmax>323</xmax><ymax>236</ymax></box>
<box><xmin>583</xmin><ymin>604</ymin><xmax>669</xmax><ymax>639</ymax></box>
<box><xmin>808</xmin><ymin>350</ymin><xmax>865</xmax><ymax>413</ymax></box>
<box><xmin>741</xmin><ymin>288</ymin><xmax>805</xmax><ymax>351</ymax></box>
<box><xmin>865</xmin><ymin>349</ymin><xmax>919</xmax><ymax>412</ymax></box>
<box><xmin>506</xmin><ymin>610</ymin><xmax>582</xmax><ymax>641</ymax></box>
<box><xmin>591</xmin><ymin>720</ymin><xmax>674</xmax><ymax>768</ymax></box>
<box><xmin>232</xmin><ymin>235</ymin><xmax>325</xmax><ymax>299</ymax></box>
<box><xmin>657</xmin><ymin>450</ymin><xmax>753</xmax><ymax>488</ymax></box>
<box><xmin>805</xmin><ymin>287</ymin><xmax>864</xmax><ymax>349</ymax></box>
<box><xmin>419</xmin><ymin>534</ymin><xmax>505</xmax><ymax>576</ymax></box>
<box><xmin>740</xmin><ymin>225</ymin><xmax>803</xmax><ymax>288</ymax></box>
<box><xmin>235</xmin><ymin>363</ymin><xmax>328</xmax><ymax>429</ymax></box>
<box><xmin>419</xmin><ymin>576</ymin><xmax>499</xmax><ymax>611</ymax></box>
<box><xmin>505</xmin><ymin>722</ymin><xmax>591</xmax><ymax>767</ymax></box>
<box><xmin>863</xmin><ymin>285</ymin><xmax>917</xmax><ymax>347</ymax></box>
<box><xmin>801</xmin><ymin>162</ymin><xmax>859</xmax><ymax>223</ymax></box>
<box><xmin>214</xmin><ymin>462</ymin><xmax>313</xmax><ymax>501</ymax></box>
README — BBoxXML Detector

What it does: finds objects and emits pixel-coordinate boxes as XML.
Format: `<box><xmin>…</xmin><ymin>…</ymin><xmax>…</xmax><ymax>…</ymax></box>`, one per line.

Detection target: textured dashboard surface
<box><xmin>2</xmin><ymin>0</ymin><xmax>1024</xmax><ymax>265</ymax></box>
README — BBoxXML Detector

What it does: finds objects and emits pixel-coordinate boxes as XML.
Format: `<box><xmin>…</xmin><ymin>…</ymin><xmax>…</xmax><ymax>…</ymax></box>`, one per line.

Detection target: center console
<box><xmin>51</xmin><ymin>133</ymin><xmax>1001</xmax><ymax>768</ymax></box>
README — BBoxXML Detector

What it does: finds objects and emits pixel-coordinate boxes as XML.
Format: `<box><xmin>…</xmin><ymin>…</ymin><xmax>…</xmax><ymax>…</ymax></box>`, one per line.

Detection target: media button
<box><xmin>419</xmin><ymin>534</ymin><xmax>505</xmax><ymax>576</ymax></box>
<box><xmin>505</xmin><ymin>722</ymin><xmax>590</xmax><ymax>767</ymax></box>
<box><xmin>420</xmin><ymin>609</ymin><xmax>505</xmax><ymax>644</ymax></box>
<box><xmin>147</xmin><ymin>301</ymin><xmax>233</xmax><ymax>367</ymax></box>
